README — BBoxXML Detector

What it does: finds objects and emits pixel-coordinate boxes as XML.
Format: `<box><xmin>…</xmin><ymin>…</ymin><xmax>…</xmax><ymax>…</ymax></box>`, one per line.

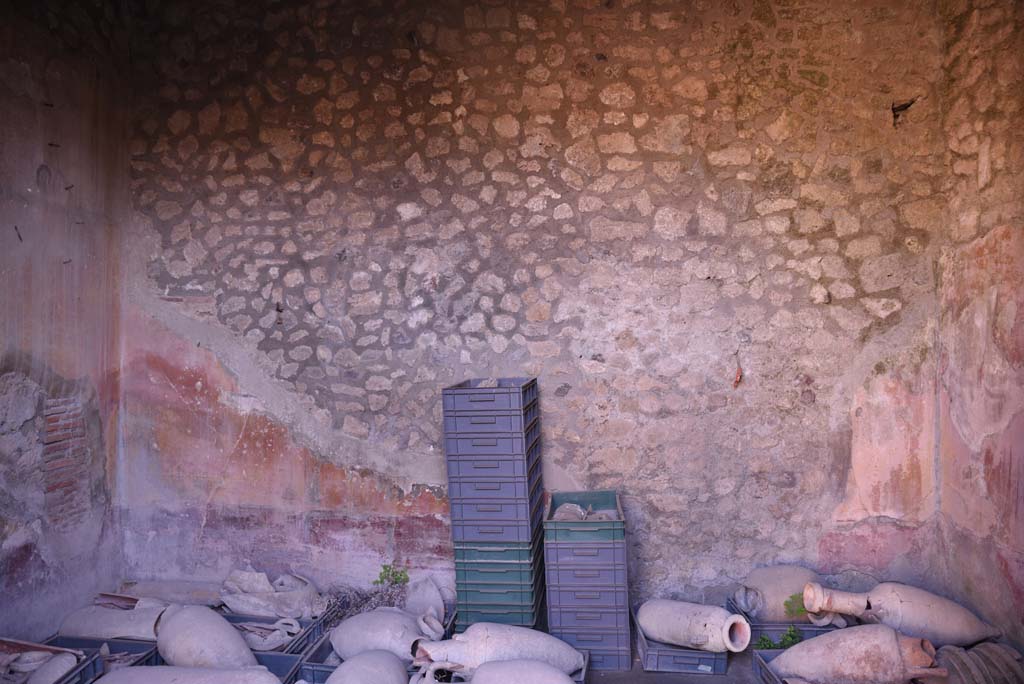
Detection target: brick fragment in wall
<box><xmin>40</xmin><ymin>395</ymin><xmax>91</xmax><ymax>528</ymax></box>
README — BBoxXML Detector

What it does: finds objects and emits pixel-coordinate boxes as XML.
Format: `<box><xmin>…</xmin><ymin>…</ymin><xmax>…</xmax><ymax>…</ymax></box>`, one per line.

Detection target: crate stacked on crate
<box><xmin>442</xmin><ymin>378</ymin><xmax>545</xmax><ymax>632</ymax></box>
<box><xmin>544</xmin><ymin>490</ymin><xmax>631</xmax><ymax>671</ymax></box>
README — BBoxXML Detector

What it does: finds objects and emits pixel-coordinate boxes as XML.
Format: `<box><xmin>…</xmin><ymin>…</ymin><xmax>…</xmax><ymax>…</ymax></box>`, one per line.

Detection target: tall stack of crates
<box><xmin>544</xmin><ymin>490</ymin><xmax>631</xmax><ymax>671</ymax></box>
<box><xmin>443</xmin><ymin>378</ymin><xmax>545</xmax><ymax>632</ymax></box>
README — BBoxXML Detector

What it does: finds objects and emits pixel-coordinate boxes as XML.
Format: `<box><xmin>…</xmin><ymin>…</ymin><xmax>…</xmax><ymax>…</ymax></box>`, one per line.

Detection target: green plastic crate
<box><xmin>454</xmin><ymin>528</ymin><xmax>542</xmax><ymax>563</ymax></box>
<box><xmin>455</xmin><ymin>548</ymin><xmax>542</xmax><ymax>584</ymax></box>
<box><xmin>544</xmin><ymin>490</ymin><xmax>625</xmax><ymax>541</ymax></box>
<box><xmin>455</xmin><ymin>591</ymin><xmax>544</xmax><ymax>628</ymax></box>
<box><xmin>457</xmin><ymin>570</ymin><xmax>544</xmax><ymax>606</ymax></box>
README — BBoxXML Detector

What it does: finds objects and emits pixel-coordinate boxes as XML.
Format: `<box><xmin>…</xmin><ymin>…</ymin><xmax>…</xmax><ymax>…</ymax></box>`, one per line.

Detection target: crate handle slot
<box><xmin>573</xmin><ymin>570</ymin><xmax>601</xmax><ymax>578</ymax></box>
<box><xmin>469</xmin><ymin>395</ymin><xmax>496</xmax><ymax>402</ymax></box>
<box><xmin>470</xmin><ymin>417</ymin><xmax>497</xmax><ymax>424</ymax></box>
<box><xmin>576</xmin><ymin>613</ymin><xmax>600</xmax><ymax>620</ymax></box>
<box><xmin>479</xmin><ymin>528</ymin><xmax>502</xmax><ymax>534</ymax></box>
<box><xmin>471</xmin><ymin>462</ymin><xmax>499</xmax><ymax>469</ymax></box>
<box><xmin>576</xmin><ymin>635</ymin><xmax>603</xmax><ymax>642</ymax></box>
<box><xmin>475</xmin><ymin>505</ymin><xmax>502</xmax><ymax>512</ymax></box>
<box><xmin>571</xmin><ymin>549</ymin><xmax>599</xmax><ymax>556</ymax></box>
<box><xmin>574</xmin><ymin>592</ymin><xmax>600</xmax><ymax>600</ymax></box>
<box><xmin>473</xmin><ymin>484</ymin><xmax>500</xmax><ymax>491</ymax></box>
<box><xmin>471</xmin><ymin>439</ymin><xmax>498</xmax><ymax>446</ymax></box>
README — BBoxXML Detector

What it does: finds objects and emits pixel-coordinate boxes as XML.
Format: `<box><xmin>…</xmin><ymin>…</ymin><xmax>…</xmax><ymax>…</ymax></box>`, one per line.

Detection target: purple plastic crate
<box><xmin>634</xmin><ymin>608</ymin><xmax>728</xmax><ymax>675</ymax></box>
<box><xmin>451</xmin><ymin>497</ymin><xmax>543</xmax><ymax>543</ymax></box>
<box><xmin>553</xmin><ymin>627</ymin><xmax>632</xmax><ymax>651</ymax></box>
<box><xmin>587</xmin><ymin>648</ymin><xmax>633</xmax><ymax>671</ymax></box>
<box><xmin>725</xmin><ymin>598</ymin><xmax>838</xmax><ymax>645</ymax></box>
<box><xmin>547</xmin><ymin>585</ymin><xmax>629</xmax><ymax>609</ymax></box>
<box><xmin>444</xmin><ymin>420</ymin><xmax>540</xmax><ymax>456</ymax></box>
<box><xmin>547</xmin><ymin>606</ymin><xmax>629</xmax><ymax>631</ymax></box>
<box><xmin>443</xmin><ymin>401</ymin><xmax>539</xmax><ymax>434</ymax></box>
<box><xmin>546</xmin><ymin>565</ymin><xmax>627</xmax><ymax>586</ymax></box>
<box><xmin>446</xmin><ymin>438</ymin><xmax>540</xmax><ymax>479</ymax></box>
<box><xmin>752</xmin><ymin>649</ymin><xmax>784</xmax><ymax>684</ymax></box>
<box><xmin>450</xmin><ymin>487</ymin><xmax>540</xmax><ymax>522</ymax></box>
<box><xmin>544</xmin><ymin>540</ymin><xmax>628</xmax><ymax>568</ymax></box>
<box><xmin>442</xmin><ymin>378</ymin><xmax>538</xmax><ymax>412</ymax></box>
<box><xmin>448</xmin><ymin>453</ymin><xmax>541</xmax><ymax>501</ymax></box>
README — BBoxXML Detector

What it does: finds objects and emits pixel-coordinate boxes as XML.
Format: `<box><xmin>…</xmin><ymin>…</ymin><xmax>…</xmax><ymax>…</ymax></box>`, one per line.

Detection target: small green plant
<box><xmin>373</xmin><ymin>563</ymin><xmax>409</xmax><ymax>586</ymax></box>
<box><xmin>754</xmin><ymin>627</ymin><xmax>803</xmax><ymax>650</ymax></box>
<box><xmin>778</xmin><ymin>626</ymin><xmax>803</xmax><ymax>648</ymax></box>
<box><xmin>784</xmin><ymin>592</ymin><xmax>807</xmax><ymax>618</ymax></box>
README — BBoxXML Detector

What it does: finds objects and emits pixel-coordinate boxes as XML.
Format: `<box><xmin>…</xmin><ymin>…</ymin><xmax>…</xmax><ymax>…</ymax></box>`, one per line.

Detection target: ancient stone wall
<box><xmin>123</xmin><ymin>0</ymin><xmax>962</xmax><ymax>602</ymax></box>
<box><xmin>0</xmin><ymin>2</ymin><xmax>129</xmax><ymax>639</ymax></box>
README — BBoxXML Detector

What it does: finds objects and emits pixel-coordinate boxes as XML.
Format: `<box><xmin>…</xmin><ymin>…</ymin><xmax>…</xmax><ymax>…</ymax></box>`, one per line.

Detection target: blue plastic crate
<box><xmin>442</xmin><ymin>378</ymin><xmax>538</xmax><ymax>412</ymax></box>
<box><xmin>448</xmin><ymin>449</ymin><xmax>541</xmax><ymax>501</ymax></box>
<box><xmin>444</xmin><ymin>419</ymin><xmax>540</xmax><ymax>456</ymax></box>
<box><xmin>547</xmin><ymin>564</ymin><xmax>627</xmax><ymax>586</ymax></box>
<box><xmin>552</xmin><ymin>627</ymin><xmax>632</xmax><ymax>652</ymax></box>
<box><xmin>725</xmin><ymin>598</ymin><xmax>838</xmax><ymax>645</ymax></box>
<box><xmin>152</xmin><ymin>651</ymin><xmax>300</xmax><ymax>683</ymax></box>
<box><xmin>587</xmin><ymin>647</ymin><xmax>632</xmax><ymax>672</ymax></box>
<box><xmin>43</xmin><ymin>636</ymin><xmax>159</xmax><ymax>682</ymax></box>
<box><xmin>752</xmin><ymin>649</ymin><xmax>784</xmax><ymax>684</ymax></box>
<box><xmin>446</xmin><ymin>436</ymin><xmax>540</xmax><ymax>479</ymax></box>
<box><xmin>547</xmin><ymin>606</ymin><xmax>629</xmax><ymax>631</ymax></box>
<box><xmin>547</xmin><ymin>585</ymin><xmax>629</xmax><ymax>610</ymax></box>
<box><xmin>220</xmin><ymin>613</ymin><xmax>315</xmax><ymax>653</ymax></box>
<box><xmin>443</xmin><ymin>400</ymin><xmax>539</xmax><ymax>433</ymax></box>
<box><xmin>449</xmin><ymin>477</ymin><xmax>542</xmax><ymax>522</ymax></box>
<box><xmin>634</xmin><ymin>608</ymin><xmax>728</xmax><ymax>675</ymax></box>
<box><xmin>297</xmin><ymin>603</ymin><xmax>455</xmax><ymax>684</ymax></box>
<box><xmin>544</xmin><ymin>539</ymin><xmax>628</xmax><ymax>568</ymax></box>
<box><xmin>451</xmin><ymin>496</ymin><xmax>543</xmax><ymax>543</ymax></box>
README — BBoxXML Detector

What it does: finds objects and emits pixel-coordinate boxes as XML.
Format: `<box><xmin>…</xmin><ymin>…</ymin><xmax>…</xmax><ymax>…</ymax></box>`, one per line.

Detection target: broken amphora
<box><xmin>156</xmin><ymin>605</ymin><xmax>257</xmax><ymax>668</ymax></box>
<box><xmin>324</xmin><ymin>650</ymin><xmax>407</xmax><ymax>684</ymax></box>
<box><xmin>636</xmin><ymin>599</ymin><xmax>751</xmax><ymax>653</ymax></box>
<box><xmin>733</xmin><ymin>565</ymin><xmax>845</xmax><ymax>626</ymax></box>
<box><xmin>95</xmin><ymin>666</ymin><xmax>279</xmax><ymax>683</ymax></box>
<box><xmin>412</xmin><ymin>623</ymin><xmax>584</xmax><ymax>678</ymax></box>
<box><xmin>769</xmin><ymin>623</ymin><xmax>947</xmax><ymax>684</ymax></box>
<box><xmin>58</xmin><ymin>604</ymin><xmax>167</xmax><ymax>640</ymax></box>
<box><xmin>329</xmin><ymin>607</ymin><xmax>443</xmax><ymax>661</ymax></box>
<box><xmin>220</xmin><ymin>570</ymin><xmax>326</xmax><ymax>620</ymax></box>
<box><xmin>803</xmin><ymin>582</ymin><xmax>1000</xmax><ymax>647</ymax></box>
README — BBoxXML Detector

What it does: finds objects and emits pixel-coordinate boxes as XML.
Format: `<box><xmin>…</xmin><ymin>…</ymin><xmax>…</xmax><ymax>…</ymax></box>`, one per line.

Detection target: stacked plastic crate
<box><xmin>443</xmin><ymin>378</ymin><xmax>545</xmax><ymax>632</ymax></box>
<box><xmin>544</xmin><ymin>490</ymin><xmax>631</xmax><ymax>671</ymax></box>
